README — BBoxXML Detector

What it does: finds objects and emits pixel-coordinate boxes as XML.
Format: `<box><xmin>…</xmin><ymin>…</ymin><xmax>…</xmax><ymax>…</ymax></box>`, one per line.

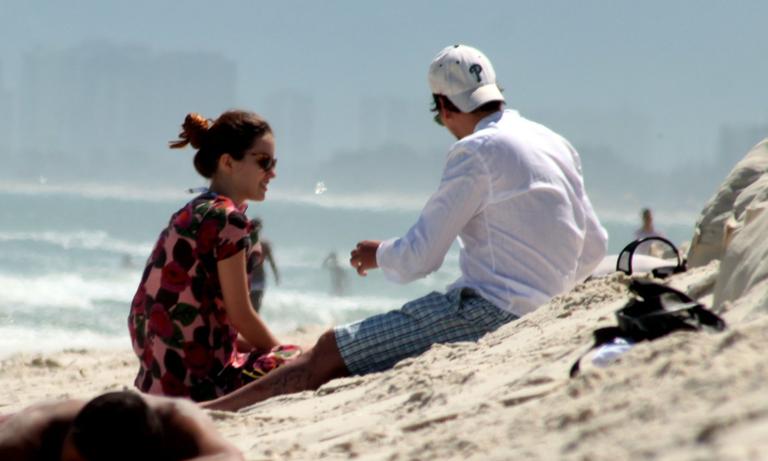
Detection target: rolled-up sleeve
<box><xmin>377</xmin><ymin>147</ymin><xmax>489</xmax><ymax>284</ymax></box>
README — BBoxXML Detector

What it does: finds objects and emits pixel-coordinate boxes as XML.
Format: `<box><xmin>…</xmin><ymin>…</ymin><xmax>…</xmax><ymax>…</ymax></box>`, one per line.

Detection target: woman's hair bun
<box><xmin>169</xmin><ymin>113</ymin><xmax>210</xmax><ymax>150</ymax></box>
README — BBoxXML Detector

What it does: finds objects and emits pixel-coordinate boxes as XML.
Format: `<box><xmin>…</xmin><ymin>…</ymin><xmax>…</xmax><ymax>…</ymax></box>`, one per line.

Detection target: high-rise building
<box><xmin>16</xmin><ymin>41</ymin><xmax>237</xmax><ymax>162</ymax></box>
<box><xmin>263</xmin><ymin>90</ymin><xmax>316</xmax><ymax>165</ymax></box>
<box><xmin>0</xmin><ymin>61</ymin><xmax>15</xmax><ymax>154</ymax></box>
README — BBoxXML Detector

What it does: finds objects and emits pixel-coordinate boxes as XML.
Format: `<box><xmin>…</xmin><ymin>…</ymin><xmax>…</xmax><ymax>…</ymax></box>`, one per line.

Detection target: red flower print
<box><xmin>217</xmin><ymin>242</ymin><xmax>239</xmax><ymax>260</ymax></box>
<box><xmin>174</xmin><ymin>206</ymin><xmax>193</xmax><ymax>230</ymax></box>
<box><xmin>131</xmin><ymin>286</ymin><xmax>147</xmax><ymax>315</ymax></box>
<box><xmin>213</xmin><ymin>305</ymin><xmax>230</xmax><ymax>326</ymax></box>
<box><xmin>196</xmin><ymin>219</ymin><xmax>219</xmax><ymax>255</ymax></box>
<box><xmin>149</xmin><ymin>303</ymin><xmax>174</xmax><ymax>339</ymax></box>
<box><xmin>183</xmin><ymin>342</ymin><xmax>213</xmax><ymax>378</ymax></box>
<box><xmin>160</xmin><ymin>372</ymin><xmax>188</xmax><ymax>397</ymax></box>
<box><xmin>142</xmin><ymin>340</ymin><xmax>155</xmax><ymax>366</ymax></box>
<box><xmin>151</xmin><ymin>234</ymin><xmax>167</xmax><ymax>261</ymax></box>
<box><xmin>161</xmin><ymin>261</ymin><xmax>190</xmax><ymax>292</ymax></box>
<box><xmin>254</xmin><ymin>355</ymin><xmax>278</xmax><ymax>373</ymax></box>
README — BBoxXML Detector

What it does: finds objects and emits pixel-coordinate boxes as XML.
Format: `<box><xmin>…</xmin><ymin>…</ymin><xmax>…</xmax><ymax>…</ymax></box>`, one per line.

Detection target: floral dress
<box><xmin>128</xmin><ymin>192</ymin><xmax>298</xmax><ymax>401</ymax></box>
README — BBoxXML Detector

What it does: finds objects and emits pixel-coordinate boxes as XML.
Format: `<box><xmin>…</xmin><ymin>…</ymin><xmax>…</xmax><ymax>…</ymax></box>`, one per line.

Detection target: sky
<box><xmin>1</xmin><ymin>1</ymin><xmax>767</xmax><ymax>170</ymax></box>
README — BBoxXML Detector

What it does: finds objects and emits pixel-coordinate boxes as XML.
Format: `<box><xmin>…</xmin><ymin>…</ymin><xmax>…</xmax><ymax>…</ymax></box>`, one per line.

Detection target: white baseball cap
<box><xmin>428</xmin><ymin>44</ymin><xmax>505</xmax><ymax>113</ymax></box>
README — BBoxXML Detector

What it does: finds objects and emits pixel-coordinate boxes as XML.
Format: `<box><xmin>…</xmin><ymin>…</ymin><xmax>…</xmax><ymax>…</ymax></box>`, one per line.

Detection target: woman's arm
<box><xmin>218</xmin><ymin>250</ymin><xmax>279</xmax><ymax>351</ymax></box>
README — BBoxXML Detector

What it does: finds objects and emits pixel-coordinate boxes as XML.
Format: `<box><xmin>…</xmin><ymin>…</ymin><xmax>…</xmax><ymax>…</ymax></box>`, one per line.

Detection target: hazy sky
<box><xmin>1</xmin><ymin>1</ymin><xmax>767</xmax><ymax>167</ymax></box>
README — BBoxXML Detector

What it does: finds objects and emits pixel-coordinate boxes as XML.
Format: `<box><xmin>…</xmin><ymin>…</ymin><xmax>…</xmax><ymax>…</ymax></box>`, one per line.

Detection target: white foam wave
<box><xmin>259</xmin><ymin>288</ymin><xmax>409</xmax><ymax>332</ymax></box>
<box><xmin>0</xmin><ymin>180</ymin><xmax>190</xmax><ymax>203</ymax></box>
<box><xmin>0</xmin><ymin>325</ymin><xmax>131</xmax><ymax>359</ymax></box>
<box><xmin>0</xmin><ymin>230</ymin><xmax>152</xmax><ymax>258</ymax></box>
<box><xmin>0</xmin><ymin>180</ymin><xmax>428</xmax><ymax>212</ymax></box>
<box><xmin>267</xmin><ymin>189</ymin><xmax>428</xmax><ymax>212</ymax></box>
<box><xmin>0</xmin><ymin>273</ymin><xmax>136</xmax><ymax>310</ymax></box>
<box><xmin>595</xmin><ymin>206</ymin><xmax>699</xmax><ymax>227</ymax></box>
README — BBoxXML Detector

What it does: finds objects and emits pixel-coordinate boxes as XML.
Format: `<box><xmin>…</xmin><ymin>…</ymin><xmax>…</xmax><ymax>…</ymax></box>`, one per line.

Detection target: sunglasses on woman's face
<box><xmin>255</xmin><ymin>156</ymin><xmax>277</xmax><ymax>172</ymax></box>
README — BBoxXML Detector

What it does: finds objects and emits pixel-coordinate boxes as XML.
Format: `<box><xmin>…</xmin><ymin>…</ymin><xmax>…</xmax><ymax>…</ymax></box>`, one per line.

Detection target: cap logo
<box><xmin>468</xmin><ymin>64</ymin><xmax>483</xmax><ymax>83</ymax></box>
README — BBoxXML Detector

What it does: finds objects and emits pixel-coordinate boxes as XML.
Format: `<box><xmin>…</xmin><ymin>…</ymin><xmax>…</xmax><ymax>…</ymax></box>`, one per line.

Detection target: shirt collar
<box><xmin>473</xmin><ymin>109</ymin><xmax>519</xmax><ymax>133</ymax></box>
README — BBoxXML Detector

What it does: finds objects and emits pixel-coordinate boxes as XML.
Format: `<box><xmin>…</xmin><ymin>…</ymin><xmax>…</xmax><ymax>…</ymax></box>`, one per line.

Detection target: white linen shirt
<box><xmin>376</xmin><ymin>109</ymin><xmax>608</xmax><ymax>317</ymax></box>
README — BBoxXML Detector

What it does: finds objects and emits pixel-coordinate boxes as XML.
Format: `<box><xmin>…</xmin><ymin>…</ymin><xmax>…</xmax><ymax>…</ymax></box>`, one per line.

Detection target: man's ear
<box><xmin>439</xmin><ymin>102</ymin><xmax>454</xmax><ymax>125</ymax></box>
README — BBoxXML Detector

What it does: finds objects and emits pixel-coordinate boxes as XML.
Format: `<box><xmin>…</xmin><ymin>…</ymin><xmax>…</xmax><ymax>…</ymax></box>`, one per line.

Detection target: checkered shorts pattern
<box><xmin>334</xmin><ymin>288</ymin><xmax>518</xmax><ymax>375</ymax></box>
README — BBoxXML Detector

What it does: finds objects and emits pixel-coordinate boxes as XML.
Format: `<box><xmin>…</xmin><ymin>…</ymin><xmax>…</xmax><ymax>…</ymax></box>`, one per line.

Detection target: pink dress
<box><xmin>128</xmin><ymin>192</ymin><xmax>271</xmax><ymax>401</ymax></box>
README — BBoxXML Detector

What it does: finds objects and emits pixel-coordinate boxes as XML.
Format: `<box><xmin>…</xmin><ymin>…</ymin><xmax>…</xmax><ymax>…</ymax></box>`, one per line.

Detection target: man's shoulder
<box><xmin>0</xmin><ymin>401</ymin><xmax>82</xmax><ymax>460</ymax></box>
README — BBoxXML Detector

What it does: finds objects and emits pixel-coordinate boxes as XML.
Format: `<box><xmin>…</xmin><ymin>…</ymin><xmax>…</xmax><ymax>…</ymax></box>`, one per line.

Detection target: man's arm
<box><xmin>0</xmin><ymin>400</ymin><xmax>84</xmax><ymax>461</ymax></box>
<box><xmin>374</xmin><ymin>147</ymin><xmax>489</xmax><ymax>283</ymax></box>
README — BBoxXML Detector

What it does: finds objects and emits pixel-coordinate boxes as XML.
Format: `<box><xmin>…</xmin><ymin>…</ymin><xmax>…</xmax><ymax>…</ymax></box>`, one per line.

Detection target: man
<box><xmin>203</xmin><ymin>44</ymin><xmax>607</xmax><ymax>411</ymax></box>
<box><xmin>0</xmin><ymin>391</ymin><xmax>243</xmax><ymax>461</ymax></box>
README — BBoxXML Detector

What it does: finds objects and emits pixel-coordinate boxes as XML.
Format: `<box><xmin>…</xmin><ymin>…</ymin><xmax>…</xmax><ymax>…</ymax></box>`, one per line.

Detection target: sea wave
<box><xmin>0</xmin><ymin>180</ymin><xmax>429</xmax><ymax>212</ymax></box>
<box><xmin>0</xmin><ymin>325</ymin><xmax>131</xmax><ymax>359</ymax></box>
<box><xmin>0</xmin><ymin>230</ymin><xmax>153</xmax><ymax>258</ymax></box>
<box><xmin>260</xmin><ymin>289</ymin><xmax>409</xmax><ymax>333</ymax></box>
<box><xmin>596</xmin><ymin>207</ymin><xmax>699</xmax><ymax>227</ymax></box>
<box><xmin>0</xmin><ymin>272</ymin><xmax>136</xmax><ymax>311</ymax></box>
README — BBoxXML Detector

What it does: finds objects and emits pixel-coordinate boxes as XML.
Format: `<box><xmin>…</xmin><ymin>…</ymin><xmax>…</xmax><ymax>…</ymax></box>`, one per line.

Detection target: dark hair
<box><xmin>170</xmin><ymin>110</ymin><xmax>272</xmax><ymax>178</ymax></box>
<box><xmin>71</xmin><ymin>391</ymin><xmax>164</xmax><ymax>461</ymax></box>
<box><xmin>430</xmin><ymin>94</ymin><xmax>504</xmax><ymax>116</ymax></box>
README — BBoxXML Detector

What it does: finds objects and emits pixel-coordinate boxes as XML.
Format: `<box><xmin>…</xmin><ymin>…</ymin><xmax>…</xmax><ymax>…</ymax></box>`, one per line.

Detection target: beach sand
<box><xmin>3</xmin><ymin>262</ymin><xmax>767</xmax><ymax>460</ymax></box>
<box><xmin>3</xmin><ymin>140</ymin><xmax>768</xmax><ymax>460</ymax></box>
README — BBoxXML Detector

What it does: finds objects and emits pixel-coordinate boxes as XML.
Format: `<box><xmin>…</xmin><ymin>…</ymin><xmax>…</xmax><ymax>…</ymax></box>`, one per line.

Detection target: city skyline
<box><xmin>1</xmin><ymin>1</ymin><xmax>767</xmax><ymax>216</ymax></box>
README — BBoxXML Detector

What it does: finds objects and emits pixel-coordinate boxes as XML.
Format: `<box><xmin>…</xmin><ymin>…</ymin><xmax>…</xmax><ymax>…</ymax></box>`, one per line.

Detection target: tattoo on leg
<box><xmin>267</xmin><ymin>368</ymin><xmax>315</xmax><ymax>397</ymax></box>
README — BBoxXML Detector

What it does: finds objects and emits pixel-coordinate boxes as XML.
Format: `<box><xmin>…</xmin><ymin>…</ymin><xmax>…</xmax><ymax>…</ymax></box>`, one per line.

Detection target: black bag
<box><xmin>616</xmin><ymin>236</ymin><xmax>687</xmax><ymax>279</ymax></box>
<box><xmin>569</xmin><ymin>279</ymin><xmax>726</xmax><ymax>377</ymax></box>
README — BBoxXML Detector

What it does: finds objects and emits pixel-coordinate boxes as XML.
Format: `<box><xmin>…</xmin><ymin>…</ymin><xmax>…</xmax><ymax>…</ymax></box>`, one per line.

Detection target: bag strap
<box><xmin>569</xmin><ymin>326</ymin><xmax>624</xmax><ymax>378</ymax></box>
<box><xmin>616</xmin><ymin>236</ymin><xmax>686</xmax><ymax>277</ymax></box>
<box><xmin>569</xmin><ymin>281</ymin><xmax>726</xmax><ymax>378</ymax></box>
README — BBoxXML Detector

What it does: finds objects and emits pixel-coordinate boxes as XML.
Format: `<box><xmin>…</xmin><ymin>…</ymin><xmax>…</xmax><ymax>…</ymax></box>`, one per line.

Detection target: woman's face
<box><xmin>232</xmin><ymin>133</ymin><xmax>277</xmax><ymax>202</ymax></box>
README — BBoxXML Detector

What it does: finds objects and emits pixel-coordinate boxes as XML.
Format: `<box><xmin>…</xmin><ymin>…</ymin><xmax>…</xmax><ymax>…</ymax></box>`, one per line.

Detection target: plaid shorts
<box><xmin>334</xmin><ymin>288</ymin><xmax>518</xmax><ymax>375</ymax></box>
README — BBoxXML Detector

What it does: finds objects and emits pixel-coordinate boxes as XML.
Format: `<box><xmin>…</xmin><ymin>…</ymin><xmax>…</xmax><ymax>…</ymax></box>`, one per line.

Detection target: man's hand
<box><xmin>349</xmin><ymin>240</ymin><xmax>381</xmax><ymax>276</ymax></box>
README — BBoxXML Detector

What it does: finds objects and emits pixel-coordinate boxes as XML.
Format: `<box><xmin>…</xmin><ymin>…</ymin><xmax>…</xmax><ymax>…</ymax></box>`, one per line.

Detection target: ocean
<box><xmin>0</xmin><ymin>181</ymin><xmax>698</xmax><ymax>358</ymax></box>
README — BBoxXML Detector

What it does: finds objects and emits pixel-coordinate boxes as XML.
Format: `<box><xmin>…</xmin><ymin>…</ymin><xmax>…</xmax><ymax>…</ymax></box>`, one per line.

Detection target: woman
<box><xmin>128</xmin><ymin>110</ymin><xmax>298</xmax><ymax>402</ymax></box>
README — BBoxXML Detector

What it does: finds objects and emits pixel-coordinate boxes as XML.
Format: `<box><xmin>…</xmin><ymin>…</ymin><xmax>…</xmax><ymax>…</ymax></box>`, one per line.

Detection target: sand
<box><xmin>3</xmin><ymin>140</ymin><xmax>768</xmax><ymax>460</ymax></box>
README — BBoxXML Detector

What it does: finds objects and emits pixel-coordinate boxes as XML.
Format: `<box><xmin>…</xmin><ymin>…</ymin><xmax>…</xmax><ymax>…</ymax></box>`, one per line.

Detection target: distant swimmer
<box><xmin>248</xmin><ymin>218</ymin><xmax>280</xmax><ymax>313</ymax></box>
<box><xmin>634</xmin><ymin>208</ymin><xmax>667</xmax><ymax>256</ymax></box>
<box><xmin>322</xmin><ymin>251</ymin><xmax>347</xmax><ymax>296</ymax></box>
<box><xmin>120</xmin><ymin>254</ymin><xmax>135</xmax><ymax>269</ymax></box>
<box><xmin>0</xmin><ymin>391</ymin><xmax>243</xmax><ymax>461</ymax></box>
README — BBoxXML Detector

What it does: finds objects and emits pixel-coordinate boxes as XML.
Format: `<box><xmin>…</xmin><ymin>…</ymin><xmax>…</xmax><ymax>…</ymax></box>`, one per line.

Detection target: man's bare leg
<box><xmin>202</xmin><ymin>329</ymin><xmax>349</xmax><ymax>411</ymax></box>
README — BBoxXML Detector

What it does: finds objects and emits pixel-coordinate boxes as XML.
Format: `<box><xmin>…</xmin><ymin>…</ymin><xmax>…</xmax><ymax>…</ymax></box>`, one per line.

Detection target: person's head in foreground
<box><xmin>60</xmin><ymin>391</ymin><xmax>163</xmax><ymax>461</ymax></box>
<box><xmin>428</xmin><ymin>44</ymin><xmax>505</xmax><ymax>139</ymax></box>
<box><xmin>170</xmin><ymin>110</ymin><xmax>276</xmax><ymax>204</ymax></box>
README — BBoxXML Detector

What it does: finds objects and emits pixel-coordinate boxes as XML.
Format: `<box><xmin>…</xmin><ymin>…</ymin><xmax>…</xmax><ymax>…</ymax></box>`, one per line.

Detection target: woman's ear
<box><xmin>218</xmin><ymin>153</ymin><xmax>234</xmax><ymax>173</ymax></box>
